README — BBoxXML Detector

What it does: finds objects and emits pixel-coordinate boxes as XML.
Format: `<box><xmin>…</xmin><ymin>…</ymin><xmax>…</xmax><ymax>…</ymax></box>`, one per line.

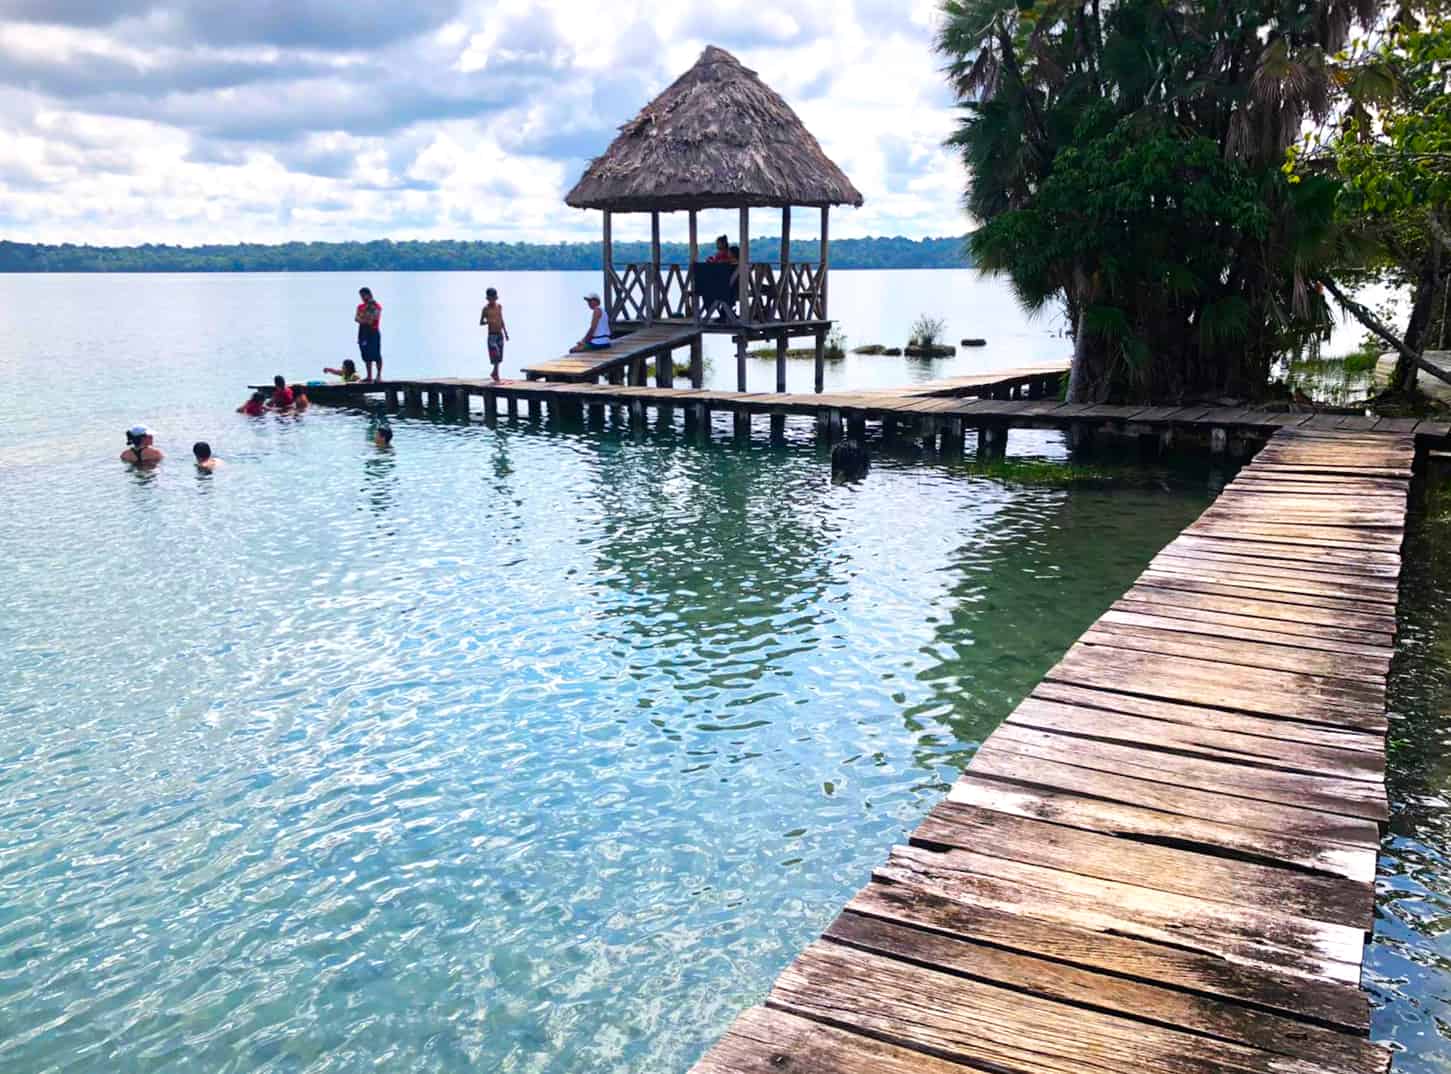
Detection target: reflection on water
<box><xmin>0</xmin><ymin>401</ymin><xmax>1210</xmax><ymax>1074</ymax></box>
<box><xmin>1370</xmin><ymin>472</ymin><xmax>1451</xmax><ymax>1071</ymax></box>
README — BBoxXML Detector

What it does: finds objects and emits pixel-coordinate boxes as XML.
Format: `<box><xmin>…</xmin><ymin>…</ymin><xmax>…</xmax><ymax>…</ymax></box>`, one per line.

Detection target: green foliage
<box><xmin>910</xmin><ymin>314</ymin><xmax>947</xmax><ymax>347</ymax></box>
<box><xmin>0</xmin><ymin>236</ymin><xmax>977</xmax><ymax>273</ymax></box>
<box><xmin>825</xmin><ymin>325</ymin><xmax>846</xmax><ymax>359</ymax></box>
<box><xmin>938</xmin><ymin>0</ymin><xmax>1370</xmax><ymax>402</ymax></box>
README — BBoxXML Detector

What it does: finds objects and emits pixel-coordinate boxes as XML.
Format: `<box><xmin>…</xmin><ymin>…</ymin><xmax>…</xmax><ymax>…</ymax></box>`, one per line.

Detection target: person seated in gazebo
<box><xmin>705</xmin><ymin>235</ymin><xmax>734</xmax><ymax>263</ymax></box>
<box><xmin>569</xmin><ymin>292</ymin><xmax>613</xmax><ymax>352</ymax></box>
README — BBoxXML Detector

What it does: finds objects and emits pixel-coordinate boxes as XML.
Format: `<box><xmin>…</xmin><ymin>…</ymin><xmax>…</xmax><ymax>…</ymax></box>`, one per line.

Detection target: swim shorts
<box><xmin>358</xmin><ymin>330</ymin><xmax>382</xmax><ymax>364</ymax></box>
<box><xmin>488</xmin><ymin>333</ymin><xmax>504</xmax><ymax>364</ymax></box>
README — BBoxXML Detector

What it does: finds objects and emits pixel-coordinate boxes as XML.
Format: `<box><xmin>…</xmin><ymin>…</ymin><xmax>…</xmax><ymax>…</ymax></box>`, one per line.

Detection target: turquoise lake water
<box><xmin>0</xmin><ymin>270</ymin><xmax>1444</xmax><ymax>1071</ymax></box>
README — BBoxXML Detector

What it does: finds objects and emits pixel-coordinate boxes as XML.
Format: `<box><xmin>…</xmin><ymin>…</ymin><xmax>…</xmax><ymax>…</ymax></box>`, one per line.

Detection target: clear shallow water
<box><xmin>1372</xmin><ymin>470</ymin><xmax>1451</xmax><ymax>1071</ymax></box>
<box><xmin>0</xmin><ymin>270</ymin><xmax>1314</xmax><ymax>1073</ymax></box>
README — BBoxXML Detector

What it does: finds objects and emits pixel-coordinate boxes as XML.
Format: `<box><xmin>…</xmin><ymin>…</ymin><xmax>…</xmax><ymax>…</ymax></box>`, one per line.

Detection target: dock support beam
<box><xmin>977</xmin><ymin>425</ymin><xmax>1007</xmax><ymax>459</ymax></box>
<box><xmin>483</xmin><ymin>391</ymin><xmax>497</xmax><ymax>425</ymax></box>
<box><xmin>690</xmin><ymin>335</ymin><xmax>704</xmax><ymax>389</ymax></box>
<box><xmin>735</xmin><ymin>335</ymin><xmax>747</xmax><ymax>393</ymax></box>
<box><xmin>848</xmin><ymin>414</ymin><xmax>866</xmax><ymax>442</ymax></box>
<box><xmin>631</xmin><ymin>358</ymin><xmax>647</xmax><ymax>387</ymax></box>
<box><xmin>1210</xmin><ymin>426</ymin><xmax>1228</xmax><ymax>456</ymax></box>
<box><xmin>404</xmin><ymin>386</ymin><xmax>422</xmax><ymax>411</ymax></box>
<box><xmin>814</xmin><ymin>327</ymin><xmax>826</xmax><ymax>393</ymax></box>
<box><xmin>527</xmin><ymin>398</ymin><xmax>541</xmax><ymax>421</ymax></box>
<box><xmin>733</xmin><ymin>411</ymin><xmax>751</xmax><ymax>443</ymax></box>
<box><xmin>776</xmin><ymin>332</ymin><xmax>788</xmax><ymax>393</ymax></box>
<box><xmin>656</xmin><ymin>348</ymin><xmax>674</xmax><ymax>389</ymax></box>
<box><xmin>506</xmin><ymin>395</ymin><xmax>518</xmax><ymax>420</ymax></box>
<box><xmin>386</xmin><ymin>388</ymin><xmax>399</xmax><ymax>411</ymax></box>
<box><xmin>942</xmin><ymin>416</ymin><xmax>964</xmax><ymax>456</ymax></box>
<box><xmin>826</xmin><ymin>408</ymin><xmax>843</xmax><ymax>443</ymax></box>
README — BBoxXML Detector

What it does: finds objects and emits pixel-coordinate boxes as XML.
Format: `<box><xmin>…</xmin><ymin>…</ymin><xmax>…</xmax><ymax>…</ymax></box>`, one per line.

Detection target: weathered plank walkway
<box><xmin>690</xmin><ymin>426</ymin><xmax>1408</xmax><ymax>1074</ymax></box>
<box><xmin>520</xmin><ymin>323</ymin><xmax>704</xmax><ymax>383</ymax></box>
<box><xmin>276</xmin><ymin>373</ymin><xmax>1451</xmax><ymax>452</ymax></box>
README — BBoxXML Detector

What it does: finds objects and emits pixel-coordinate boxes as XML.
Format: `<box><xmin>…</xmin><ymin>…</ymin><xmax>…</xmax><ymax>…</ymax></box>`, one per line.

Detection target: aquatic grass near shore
<box><xmin>952</xmin><ymin>458</ymin><xmax>1131</xmax><ymax>487</ymax></box>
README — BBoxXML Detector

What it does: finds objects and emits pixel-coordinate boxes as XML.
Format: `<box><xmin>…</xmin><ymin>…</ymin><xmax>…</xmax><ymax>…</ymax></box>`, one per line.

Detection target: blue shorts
<box><xmin>358</xmin><ymin>331</ymin><xmax>382</xmax><ymax>363</ymax></box>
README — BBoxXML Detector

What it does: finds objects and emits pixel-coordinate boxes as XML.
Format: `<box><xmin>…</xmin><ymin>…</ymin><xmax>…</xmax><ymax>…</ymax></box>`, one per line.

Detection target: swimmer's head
<box><xmin>375</xmin><ymin>425</ymin><xmax>393</xmax><ymax>446</ymax></box>
<box><xmin>342</xmin><ymin>359</ymin><xmax>356</xmax><ymax>375</ymax></box>
<box><xmin>192</xmin><ymin>441</ymin><xmax>211</xmax><ymax>462</ymax></box>
<box><xmin>251</xmin><ymin>390</ymin><xmax>266</xmax><ymax>404</ymax></box>
<box><xmin>273</xmin><ymin>375</ymin><xmax>287</xmax><ymax>389</ymax></box>
<box><xmin>126</xmin><ymin>424</ymin><xmax>153</xmax><ymax>447</ymax></box>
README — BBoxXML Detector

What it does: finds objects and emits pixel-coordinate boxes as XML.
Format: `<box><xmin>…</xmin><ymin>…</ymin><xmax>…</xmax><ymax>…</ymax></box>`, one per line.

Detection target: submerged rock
<box><xmin>961</xmin><ymin>338</ymin><xmax>987</xmax><ymax>347</ymax></box>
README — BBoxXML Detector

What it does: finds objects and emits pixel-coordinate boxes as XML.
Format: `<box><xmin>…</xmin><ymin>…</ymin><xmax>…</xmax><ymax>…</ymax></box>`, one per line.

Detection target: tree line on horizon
<box><xmin>0</xmin><ymin>236</ymin><xmax>974</xmax><ymax>273</ymax></box>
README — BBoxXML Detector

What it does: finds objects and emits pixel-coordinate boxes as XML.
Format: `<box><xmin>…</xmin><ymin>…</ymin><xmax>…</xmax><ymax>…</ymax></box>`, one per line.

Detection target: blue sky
<box><xmin>0</xmin><ymin>0</ymin><xmax>967</xmax><ymax>245</ymax></box>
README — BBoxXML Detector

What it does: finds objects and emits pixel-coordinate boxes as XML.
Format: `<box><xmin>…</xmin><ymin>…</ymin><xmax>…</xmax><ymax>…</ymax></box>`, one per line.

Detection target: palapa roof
<box><xmin>565</xmin><ymin>46</ymin><xmax>863</xmax><ymax>213</ymax></box>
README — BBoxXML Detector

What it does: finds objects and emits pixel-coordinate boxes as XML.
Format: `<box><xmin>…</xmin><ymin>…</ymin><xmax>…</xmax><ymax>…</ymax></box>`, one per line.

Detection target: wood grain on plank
<box><xmin>823</xmin><ymin>912</ymin><xmax>1390</xmax><ymax>1074</ymax></box>
<box><xmin>911</xmin><ymin>801</ymin><xmax>1371</xmax><ymax>928</ymax></box>
<box><xmin>1101</xmin><ymin>607</ymin><xmax>1394</xmax><ymax>659</ymax></box>
<box><xmin>1082</xmin><ymin>623</ymin><xmax>1391</xmax><ymax>683</ymax></box>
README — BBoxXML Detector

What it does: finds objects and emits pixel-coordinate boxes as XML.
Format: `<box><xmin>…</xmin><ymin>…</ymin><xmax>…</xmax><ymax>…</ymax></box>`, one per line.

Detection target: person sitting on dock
<box><xmin>355</xmin><ymin>287</ymin><xmax>383</xmax><ymax>382</ymax></box>
<box><xmin>192</xmin><ymin>441</ymin><xmax>219</xmax><ymax>472</ymax></box>
<box><xmin>269</xmin><ymin>375</ymin><xmax>294</xmax><ymax>409</ymax></box>
<box><xmin>324</xmin><ymin>358</ymin><xmax>360</xmax><ymax>382</ymax></box>
<box><xmin>238</xmin><ymin>391</ymin><xmax>266</xmax><ymax>416</ymax></box>
<box><xmin>569</xmin><ymin>293</ymin><xmax>612</xmax><ymax>352</ymax></box>
<box><xmin>121</xmin><ymin>425</ymin><xmax>163</xmax><ymax>466</ymax></box>
<box><xmin>480</xmin><ymin>287</ymin><xmax>508</xmax><ymax>382</ymax></box>
<box><xmin>706</xmin><ymin>235</ymin><xmax>733</xmax><ymax>263</ymax></box>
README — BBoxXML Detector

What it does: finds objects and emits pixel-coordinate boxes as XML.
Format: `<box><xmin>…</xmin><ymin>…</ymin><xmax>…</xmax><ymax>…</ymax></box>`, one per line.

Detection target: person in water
<box><xmin>290</xmin><ymin>384</ymin><xmax>310</xmax><ymax>411</ymax></box>
<box><xmin>374</xmin><ymin>424</ymin><xmax>394</xmax><ymax>448</ymax></box>
<box><xmin>355</xmin><ymin>286</ymin><xmax>383</xmax><ymax>382</ymax></box>
<box><xmin>121</xmin><ymin>425</ymin><xmax>163</xmax><ymax>465</ymax></box>
<box><xmin>480</xmin><ymin>287</ymin><xmax>508</xmax><ymax>382</ymax></box>
<box><xmin>569</xmin><ymin>293</ymin><xmax>612</xmax><ymax>352</ymax></box>
<box><xmin>238</xmin><ymin>391</ymin><xmax>266</xmax><ymax>416</ymax></box>
<box><xmin>269</xmin><ymin>375</ymin><xmax>294</xmax><ymax>409</ymax></box>
<box><xmin>324</xmin><ymin>358</ymin><xmax>360</xmax><ymax>382</ymax></box>
<box><xmin>192</xmin><ymin>441</ymin><xmax>219</xmax><ymax>472</ymax></box>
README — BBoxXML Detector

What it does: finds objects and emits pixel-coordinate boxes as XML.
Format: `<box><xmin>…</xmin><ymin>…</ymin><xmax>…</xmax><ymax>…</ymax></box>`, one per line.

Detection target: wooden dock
<box><xmin>520</xmin><ymin>323</ymin><xmax>705</xmax><ymax>384</ymax></box>
<box><xmin>690</xmin><ymin>426</ymin><xmax>1408</xmax><ymax>1074</ymax></box>
<box><xmin>275</xmin><ymin>372</ymin><xmax>1451</xmax><ymax>454</ymax></box>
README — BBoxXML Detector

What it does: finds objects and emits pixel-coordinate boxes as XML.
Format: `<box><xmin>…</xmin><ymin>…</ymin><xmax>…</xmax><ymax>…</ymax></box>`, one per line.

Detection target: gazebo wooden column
<box><xmin>736</xmin><ymin>206</ymin><xmax>750</xmax><ymax>393</ymax></box>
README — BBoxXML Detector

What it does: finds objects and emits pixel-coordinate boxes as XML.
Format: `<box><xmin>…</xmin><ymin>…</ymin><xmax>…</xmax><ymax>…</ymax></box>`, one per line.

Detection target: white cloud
<box><xmin>0</xmin><ymin>0</ymin><xmax>972</xmax><ymax>244</ymax></box>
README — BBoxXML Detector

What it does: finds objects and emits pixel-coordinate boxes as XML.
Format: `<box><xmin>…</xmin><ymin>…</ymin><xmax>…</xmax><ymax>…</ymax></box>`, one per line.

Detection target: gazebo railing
<box><xmin>606</xmin><ymin>261</ymin><xmax>827</xmax><ymax>326</ymax></box>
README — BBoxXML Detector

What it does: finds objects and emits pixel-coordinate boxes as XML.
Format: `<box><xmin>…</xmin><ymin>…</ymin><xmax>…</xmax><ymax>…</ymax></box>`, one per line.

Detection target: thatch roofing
<box><xmin>565</xmin><ymin>46</ymin><xmax>863</xmax><ymax>213</ymax></box>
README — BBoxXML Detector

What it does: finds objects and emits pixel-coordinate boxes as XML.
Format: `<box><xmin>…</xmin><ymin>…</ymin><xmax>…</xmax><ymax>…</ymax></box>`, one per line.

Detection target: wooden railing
<box><xmin>605</xmin><ymin>262</ymin><xmax>827</xmax><ymax>325</ymax></box>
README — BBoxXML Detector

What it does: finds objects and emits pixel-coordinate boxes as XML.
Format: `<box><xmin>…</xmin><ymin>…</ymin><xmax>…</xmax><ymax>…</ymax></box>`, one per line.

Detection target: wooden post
<box><xmin>689</xmin><ymin>334</ymin><xmax>704</xmax><ymax>388</ymax></box>
<box><xmin>404</xmin><ymin>386</ymin><xmax>422</xmax><ymax>410</ymax></box>
<box><xmin>385</xmin><ymin>387</ymin><xmax>399</xmax><ymax>411</ymax></box>
<box><xmin>483</xmin><ymin>390</ymin><xmax>498</xmax><ymax>424</ymax></box>
<box><xmin>848</xmin><ymin>414</ymin><xmax>866</xmax><ymax>441</ymax></box>
<box><xmin>734</xmin><ymin>410</ymin><xmax>751</xmax><ymax>442</ymax></box>
<box><xmin>776</xmin><ymin>332</ymin><xmax>788</xmax><ymax>393</ymax></box>
<box><xmin>819</xmin><ymin>206</ymin><xmax>830</xmax><ymax>319</ymax></box>
<box><xmin>827</xmin><ymin>408</ymin><xmax>842</xmax><ymax>442</ymax></box>
<box><xmin>506</xmin><ymin>395</ymin><xmax>518</xmax><ymax>420</ymax></box>
<box><xmin>813</xmin><ymin>326</ymin><xmax>826</xmax><ymax>393</ymax></box>
<box><xmin>1211</xmin><ymin>426</ymin><xmax>1228</xmax><ymax>455</ymax></box>
<box><xmin>770</xmin><ymin>412</ymin><xmax>786</xmax><ymax>444</ymax></box>
<box><xmin>602</xmin><ymin>211</ymin><xmax>613</xmax><ymax>321</ymax></box>
<box><xmin>978</xmin><ymin>424</ymin><xmax>1007</xmax><ymax>458</ymax></box>
<box><xmin>688</xmin><ymin>209</ymin><xmax>699</xmax><ymax>322</ymax></box>
<box><xmin>455</xmin><ymin>389</ymin><xmax>470</xmax><ymax>419</ymax></box>
<box><xmin>779</xmin><ymin>205</ymin><xmax>791</xmax><ymax>322</ymax></box>
<box><xmin>942</xmin><ymin>416</ymin><xmax>964</xmax><ymax>456</ymax></box>
<box><xmin>528</xmin><ymin>398</ymin><xmax>541</xmax><ymax>421</ymax></box>
<box><xmin>631</xmin><ymin>357</ymin><xmax>647</xmax><ymax>387</ymax></box>
<box><xmin>657</xmin><ymin>347</ymin><xmax>674</xmax><ymax>388</ymax></box>
<box><xmin>738</xmin><ymin>206</ymin><xmax>751</xmax><ymax>326</ymax></box>
<box><xmin>649</xmin><ymin>210</ymin><xmax>661</xmax><ymax>325</ymax></box>
<box><xmin>735</xmin><ymin>334</ymin><xmax>747</xmax><ymax>393</ymax></box>
<box><xmin>883</xmin><ymin>416</ymin><xmax>898</xmax><ymax>442</ymax></box>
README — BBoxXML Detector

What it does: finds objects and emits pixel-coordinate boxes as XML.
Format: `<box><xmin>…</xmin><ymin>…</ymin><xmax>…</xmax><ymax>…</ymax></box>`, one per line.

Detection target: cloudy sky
<box><xmin>0</xmin><ymin>0</ymin><xmax>967</xmax><ymax>246</ymax></box>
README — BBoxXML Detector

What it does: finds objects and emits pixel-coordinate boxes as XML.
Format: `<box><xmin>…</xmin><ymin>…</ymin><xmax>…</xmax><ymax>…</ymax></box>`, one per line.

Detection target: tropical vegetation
<box><xmin>937</xmin><ymin>0</ymin><xmax>1448</xmax><ymax>404</ymax></box>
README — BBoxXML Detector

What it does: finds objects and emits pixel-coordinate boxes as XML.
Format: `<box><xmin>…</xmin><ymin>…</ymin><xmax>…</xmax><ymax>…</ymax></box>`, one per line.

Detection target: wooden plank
<box><xmin>772</xmin><ymin>941</ymin><xmax>1361</xmax><ymax>1074</ymax></box>
<box><xmin>1008</xmin><ymin>695</ymin><xmax>1383</xmax><ymax>780</ymax></box>
<box><xmin>948</xmin><ymin>774</ymin><xmax>1375</xmax><ymax>882</ymax></box>
<box><xmin>1168</xmin><ymin>533</ymin><xmax>1402</xmax><ymax>573</ymax></box>
<box><xmin>1045</xmin><ymin>645</ymin><xmax>1388</xmax><ymax>733</ymax></box>
<box><xmin>1125</xmin><ymin>578</ymin><xmax>1398</xmax><ymax>630</ymax></box>
<box><xmin>1101</xmin><ymin>607</ymin><xmax>1393</xmax><ymax>659</ymax></box>
<box><xmin>1184</xmin><ymin>521</ymin><xmax>1404</xmax><ymax>552</ymax></box>
<box><xmin>986</xmin><ymin>723</ymin><xmax>1388</xmax><ymax>820</ymax></box>
<box><xmin>1150</xmin><ymin>553</ymin><xmax>1400</xmax><ymax>597</ymax></box>
<box><xmin>912</xmin><ymin>801</ymin><xmax>1370</xmax><ymax>928</ymax></box>
<box><xmin>846</xmin><ymin>880</ymin><xmax>1371</xmax><ymax>1032</ymax></box>
<box><xmin>970</xmin><ymin>746</ymin><xmax>1380</xmax><ymax>848</ymax></box>
<box><xmin>1140</xmin><ymin>566</ymin><xmax>1399</xmax><ymax>608</ymax></box>
<box><xmin>824</xmin><ymin>912</ymin><xmax>1389</xmax><ymax>1073</ymax></box>
<box><xmin>1081</xmin><ymin>624</ymin><xmax>1390</xmax><ymax>683</ymax></box>
<box><xmin>1132</xmin><ymin>576</ymin><xmax>1400</xmax><ymax>626</ymax></box>
<box><xmin>1155</xmin><ymin>544</ymin><xmax>1400</xmax><ymax>582</ymax></box>
<box><xmin>876</xmin><ymin>843</ymin><xmax>1364</xmax><ymax>980</ymax></box>
<box><xmin>1031</xmin><ymin>681</ymin><xmax>1385</xmax><ymax>755</ymax></box>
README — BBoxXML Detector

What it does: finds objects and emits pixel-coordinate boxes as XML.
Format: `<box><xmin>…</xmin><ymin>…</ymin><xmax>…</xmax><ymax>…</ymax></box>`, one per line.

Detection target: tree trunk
<box><xmin>1394</xmin><ymin>244</ymin><xmax>1444</xmax><ymax>393</ymax></box>
<box><xmin>1065</xmin><ymin>266</ymin><xmax>1108</xmax><ymax>403</ymax></box>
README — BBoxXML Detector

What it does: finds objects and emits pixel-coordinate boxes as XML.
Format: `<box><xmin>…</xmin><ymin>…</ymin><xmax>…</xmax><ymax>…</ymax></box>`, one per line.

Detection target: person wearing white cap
<box><xmin>569</xmin><ymin>292</ymin><xmax>612</xmax><ymax>353</ymax></box>
<box><xmin>121</xmin><ymin>425</ymin><xmax>163</xmax><ymax>466</ymax></box>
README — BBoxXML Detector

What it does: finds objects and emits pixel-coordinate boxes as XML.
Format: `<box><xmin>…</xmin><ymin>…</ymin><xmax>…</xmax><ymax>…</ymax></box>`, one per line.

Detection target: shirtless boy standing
<box><xmin>480</xmin><ymin>287</ymin><xmax>509</xmax><ymax>382</ymax></box>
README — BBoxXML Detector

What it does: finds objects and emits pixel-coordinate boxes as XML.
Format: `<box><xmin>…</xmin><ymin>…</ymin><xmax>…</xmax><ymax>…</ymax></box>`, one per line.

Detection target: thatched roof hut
<box><xmin>565</xmin><ymin>46</ymin><xmax>863</xmax><ymax>212</ymax></box>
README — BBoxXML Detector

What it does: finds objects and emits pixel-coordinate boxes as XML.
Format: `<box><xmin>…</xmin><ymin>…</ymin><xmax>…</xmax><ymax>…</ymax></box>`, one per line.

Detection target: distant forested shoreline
<box><xmin>0</xmin><ymin>236</ymin><xmax>973</xmax><ymax>273</ymax></box>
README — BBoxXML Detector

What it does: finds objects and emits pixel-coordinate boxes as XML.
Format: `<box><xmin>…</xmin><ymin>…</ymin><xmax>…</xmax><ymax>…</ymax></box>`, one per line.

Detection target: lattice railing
<box><xmin>606</xmin><ymin>261</ymin><xmax>827</xmax><ymax>324</ymax></box>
